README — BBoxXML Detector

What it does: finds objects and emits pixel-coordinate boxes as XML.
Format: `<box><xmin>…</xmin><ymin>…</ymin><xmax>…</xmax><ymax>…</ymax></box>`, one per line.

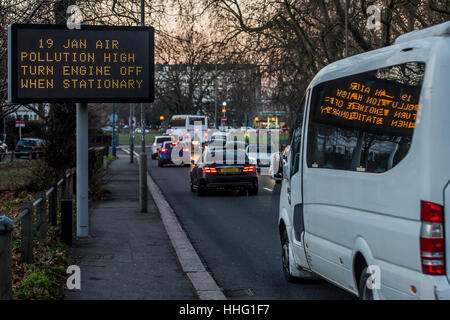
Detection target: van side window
<box><xmin>306</xmin><ymin>62</ymin><xmax>425</xmax><ymax>173</ymax></box>
<box><xmin>290</xmin><ymin>94</ymin><xmax>307</xmax><ymax>176</ymax></box>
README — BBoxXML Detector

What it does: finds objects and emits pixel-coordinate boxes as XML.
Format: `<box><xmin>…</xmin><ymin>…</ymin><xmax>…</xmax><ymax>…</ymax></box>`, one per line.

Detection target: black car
<box><xmin>190</xmin><ymin>149</ymin><xmax>258</xmax><ymax>196</ymax></box>
<box><xmin>15</xmin><ymin>138</ymin><xmax>44</xmax><ymax>159</ymax></box>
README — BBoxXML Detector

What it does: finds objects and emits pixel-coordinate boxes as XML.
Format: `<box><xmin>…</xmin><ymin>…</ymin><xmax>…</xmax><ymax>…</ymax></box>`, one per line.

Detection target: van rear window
<box><xmin>306</xmin><ymin>62</ymin><xmax>425</xmax><ymax>173</ymax></box>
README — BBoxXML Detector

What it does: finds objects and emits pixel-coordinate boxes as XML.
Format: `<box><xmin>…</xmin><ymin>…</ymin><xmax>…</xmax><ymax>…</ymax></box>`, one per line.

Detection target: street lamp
<box><xmin>221</xmin><ymin>102</ymin><xmax>227</xmax><ymax>131</ymax></box>
<box><xmin>160</xmin><ymin>115</ymin><xmax>164</xmax><ymax>121</ymax></box>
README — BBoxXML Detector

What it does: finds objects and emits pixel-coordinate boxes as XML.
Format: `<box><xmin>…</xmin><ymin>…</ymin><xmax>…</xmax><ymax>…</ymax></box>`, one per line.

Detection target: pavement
<box><xmin>64</xmin><ymin>149</ymin><xmax>197</xmax><ymax>300</ymax></box>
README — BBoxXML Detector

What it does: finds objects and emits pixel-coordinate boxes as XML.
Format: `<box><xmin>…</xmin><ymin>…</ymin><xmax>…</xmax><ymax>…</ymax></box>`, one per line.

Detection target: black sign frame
<box><xmin>8</xmin><ymin>24</ymin><xmax>154</xmax><ymax>103</ymax></box>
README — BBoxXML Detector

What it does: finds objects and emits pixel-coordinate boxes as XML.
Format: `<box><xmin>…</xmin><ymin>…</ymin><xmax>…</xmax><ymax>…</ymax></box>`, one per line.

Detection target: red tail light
<box><xmin>242</xmin><ymin>165</ymin><xmax>256</xmax><ymax>173</ymax></box>
<box><xmin>420</xmin><ymin>201</ymin><xmax>445</xmax><ymax>275</ymax></box>
<box><xmin>202</xmin><ymin>167</ymin><xmax>217</xmax><ymax>174</ymax></box>
<box><xmin>172</xmin><ymin>142</ymin><xmax>178</xmax><ymax>146</ymax></box>
<box><xmin>160</xmin><ymin>148</ymin><xmax>168</xmax><ymax>153</ymax></box>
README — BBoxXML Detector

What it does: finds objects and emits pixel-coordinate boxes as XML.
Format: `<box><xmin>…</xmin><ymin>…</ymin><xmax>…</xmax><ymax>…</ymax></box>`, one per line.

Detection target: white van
<box><xmin>275</xmin><ymin>22</ymin><xmax>450</xmax><ymax>300</ymax></box>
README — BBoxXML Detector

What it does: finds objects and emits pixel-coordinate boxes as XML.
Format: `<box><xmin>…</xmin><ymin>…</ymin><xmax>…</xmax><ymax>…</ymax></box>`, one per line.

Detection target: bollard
<box><xmin>61</xmin><ymin>176</ymin><xmax>67</xmax><ymax>201</ymax></box>
<box><xmin>139</xmin><ymin>153</ymin><xmax>147</xmax><ymax>213</ymax></box>
<box><xmin>103</xmin><ymin>155</ymin><xmax>107</xmax><ymax>169</ymax></box>
<box><xmin>61</xmin><ymin>199</ymin><xmax>72</xmax><ymax>246</ymax></box>
<box><xmin>21</xmin><ymin>202</ymin><xmax>33</xmax><ymax>264</ymax></box>
<box><xmin>49</xmin><ymin>184</ymin><xmax>58</xmax><ymax>226</ymax></box>
<box><xmin>0</xmin><ymin>216</ymin><xmax>14</xmax><ymax>300</ymax></box>
<box><xmin>28</xmin><ymin>152</ymin><xmax>32</xmax><ymax>161</ymax></box>
<box><xmin>36</xmin><ymin>192</ymin><xmax>47</xmax><ymax>243</ymax></box>
<box><xmin>65</xmin><ymin>169</ymin><xmax>72</xmax><ymax>200</ymax></box>
<box><xmin>10</xmin><ymin>151</ymin><xmax>14</xmax><ymax>162</ymax></box>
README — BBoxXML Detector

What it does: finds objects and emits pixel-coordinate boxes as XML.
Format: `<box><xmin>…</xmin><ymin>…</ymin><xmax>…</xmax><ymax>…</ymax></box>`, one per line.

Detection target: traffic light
<box><xmin>159</xmin><ymin>115</ymin><xmax>164</xmax><ymax>121</ymax></box>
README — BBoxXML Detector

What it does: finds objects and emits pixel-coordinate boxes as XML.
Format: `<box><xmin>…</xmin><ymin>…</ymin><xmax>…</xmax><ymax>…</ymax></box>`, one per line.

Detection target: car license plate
<box><xmin>220</xmin><ymin>167</ymin><xmax>239</xmax><ymax>173</ymax></box>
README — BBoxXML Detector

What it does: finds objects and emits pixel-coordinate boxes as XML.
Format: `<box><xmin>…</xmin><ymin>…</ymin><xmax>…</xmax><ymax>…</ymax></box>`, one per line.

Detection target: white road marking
<box><xmin>264</xmin><ymin>187</ymin><xmax>273</xmax><ymax>192</ymax></box>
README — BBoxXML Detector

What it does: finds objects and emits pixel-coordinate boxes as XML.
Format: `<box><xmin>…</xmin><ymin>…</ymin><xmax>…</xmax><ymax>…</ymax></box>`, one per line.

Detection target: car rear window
<box><xmin>306</xmin><ymin>61</ymin><xmax>425</xmax><ymax>173</ymax></box>
<box><xmin>18</xmin><ymin>139</ymin><xmax>36</xmax><ymax>146</ymax></box>
<box><xmin>205</xmin><ymin>150</ymin><xmax>249</xmax><ymax>164</ymax></box>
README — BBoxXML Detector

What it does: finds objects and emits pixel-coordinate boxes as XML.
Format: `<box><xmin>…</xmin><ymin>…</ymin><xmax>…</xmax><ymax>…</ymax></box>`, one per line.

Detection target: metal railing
<box><xmin>0</xmin><ymin>168</ymin><xmax>76</xmax><ymax>300</ymax></box>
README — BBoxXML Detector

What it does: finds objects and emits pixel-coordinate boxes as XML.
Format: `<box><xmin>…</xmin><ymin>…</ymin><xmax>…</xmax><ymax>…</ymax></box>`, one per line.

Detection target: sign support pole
<box><xmin>140</xmin><ymin>0</ymin><xmax>146</xmax><ymax>154</ymax></box>
<box><xmin>76</xmin><ymin>102</ymin><xmax>89</xmax><ymax>237</ymax></box>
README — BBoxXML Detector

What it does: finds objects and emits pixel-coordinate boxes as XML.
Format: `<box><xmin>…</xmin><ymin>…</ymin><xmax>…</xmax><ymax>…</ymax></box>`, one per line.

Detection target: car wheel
<box><xmin>158</xmin><ymin>161</ymin><xmax>163</xmax><ymax>167</ymax></box>
<box><xmin>152</xmin><ymin>154</ymin><xmax>156</xmax><ymax>160</ymax></box>
<box><xmin>190</xmin><ymin>183</ymin><xmax>195</xmax><ymax>192</ymax></box>
<box><xmin>281</xmin><ymin>229</ymin><xmax>298</xmax><ymax>283</ymax></box>
<box><xmin>275</xmin><ymin>179</ymin><xmax>282</xmax><ymax>184</ymax></box>
<box><xmin>358</xmin><ymin>267</ymin><xmax>374</xmax><ymax>300</ymax></box>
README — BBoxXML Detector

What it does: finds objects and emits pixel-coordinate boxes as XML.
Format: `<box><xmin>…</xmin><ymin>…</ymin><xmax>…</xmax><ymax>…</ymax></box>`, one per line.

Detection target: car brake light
<box><xmin>242</xmin><ymin>165</ymin><xmax>256</xmax><ymax>173</ymax></box>
<box><xmin>161</xmin><ymin>148</ymin><xmax>168</xmax><ymax>153</ymax></box>
<box><xmin>172</xmin><ymin>142</ymin><xmax>178</xmax><ymax>146</ymax></box>
<box><xmin>202</xmin><ymin>167</ymin><xmax>217</xmax><ymax>174</ymax></box>
<box><xmin>420</xmin><ymin>201</ymin><xmax>445</xmax><ymax>275</ymax></box>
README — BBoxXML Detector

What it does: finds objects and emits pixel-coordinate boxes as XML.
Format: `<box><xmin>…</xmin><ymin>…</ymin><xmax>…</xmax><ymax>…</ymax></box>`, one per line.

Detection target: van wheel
<box><xmin>358</xmin><ymin>267</ymin><xmax>374</xmax><ymax>300</ymax></box>
<box><xmin>281</xmin><ymin>229</ymin><xmax>297</xmax><ymax>282</ymax></box>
